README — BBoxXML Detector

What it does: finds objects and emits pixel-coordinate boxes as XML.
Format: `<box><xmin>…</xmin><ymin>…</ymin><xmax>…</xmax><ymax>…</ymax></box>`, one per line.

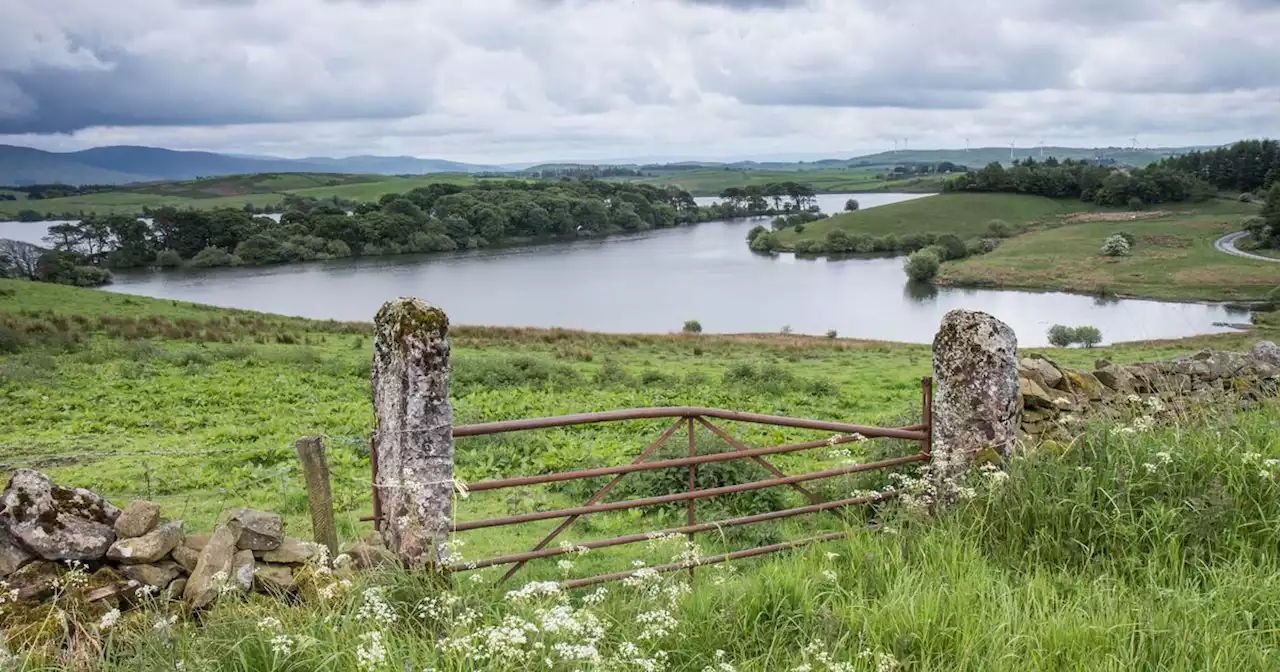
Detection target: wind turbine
<box><xmin>1038</xmin><ymin>138</ymin><xmax>1045</xmax><ymax>159</ymax></box>
<box><xmin>965</xmin><ymin>137</ymin><xmax>970</xmax><ymax>153</ymax></box>
<box><xmin>893</xmin><ymin>139</ymin><xmax>899</xmax><ymax>154</ymax></box>
<box><xmin>1130</xmin><ymin>136</ymin><xmax>1139</xmax><ymax>152</ymax></box>
<box><xmin>1010</xmin><ymin>140</ymin><xmax>1016</xmax><ymax>161</ymax></box>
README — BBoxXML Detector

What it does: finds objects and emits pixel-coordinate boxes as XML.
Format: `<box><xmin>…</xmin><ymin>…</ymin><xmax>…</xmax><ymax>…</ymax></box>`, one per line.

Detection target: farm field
<box><xmin>941</xmin><ymin>205</ymin><xmax>1277</xmax><ymax>301</ymax></box>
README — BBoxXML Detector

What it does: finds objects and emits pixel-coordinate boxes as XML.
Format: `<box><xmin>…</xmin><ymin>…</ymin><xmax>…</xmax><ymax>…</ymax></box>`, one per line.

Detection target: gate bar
<box><xmin>453</xmin><ymin>407</ymin><xmax>928</xmax><ymax>440</ymax></box>
<box><xmin>465</xmin><ymin>431</ymin><xmax>894</xmax><ymax>493</ymax></box>
<box><xmin>452</xmin><ymin>453</ymin><xmax>928</xmax><ymax>532</ymax></box>
<box><xmin>450</xmin><ymin>489</ymin><xmax>900</xmax><ymax>572</ymax></box>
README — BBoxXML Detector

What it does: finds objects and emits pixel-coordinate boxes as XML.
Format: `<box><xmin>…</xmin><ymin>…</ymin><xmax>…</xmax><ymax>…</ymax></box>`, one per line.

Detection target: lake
<box><xmin>3</xmin><ymin>193</ymin><xmax>1230</xmax><ymax>347</ymax></box>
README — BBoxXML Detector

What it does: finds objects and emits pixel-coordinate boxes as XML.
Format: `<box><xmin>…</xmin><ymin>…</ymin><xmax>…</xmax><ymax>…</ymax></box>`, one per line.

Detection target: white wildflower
<box><xmin>701</xmin><ymin>649</ymin><xmax>737</xmax><ymax>672</ymax></box>
<box><xmin>355</xmin><ymin>631</ymin><xmax>386</xmax><ymax>671</ymax></box>
<box><xmin>153</xmin><ymin>614</ymin><xmax>179</xmax><ymax>631</ymax></box>
<box><xmin>98</xmin><ymin>608</ymin><xmax>122</xmax><ymax>630</ymax></box>
<box><xmin>257</xmin><ymin>616</ymin><xmax>282</xmax><ymax>632</ymax></box>
<box><xmin>821</xmin><ymin>570</ymin><xmax>838</xmax><ymax>582</ymax></box>
<box><xmin>582</xmin><ymin>586</ymin><xmax>608</xmax><ymax>605</ymax></box>
<box><xmin>504</xmin><ymin>581</ymin><xmax>562</xmax><ymax>601</ymax></box>
<box><xmin>441</xmin><ymin>538</ymin><xmax>466</xmax><ymax>565</ymax></box>
<box><xmin>355</xmin><ymin>587</ymin><xmax>398</xmax><ymax>624</ymax></box>
<box><xmin>557</xmin><ymin>540</ymin><xmax>589</xmax><ymax>556</ymax></box>
<box><xmin>636</xmin><ymin>609</ymin><xmax>679</xmax><ymax>641</ymax></box>
<box><xmin>824</xmin><ymin>552</ymin><xmax>840</xmax><ymax>561</ymax></box>
<box><xmin>468</xmin><ymin>573</ymin><xmax>487</xmax><ymax>584</ymax></box>
<box><xmin>134</xmin><ymin>584</ymin><xmax>158</xmax><ymax>599</ymax></box>
<box><xmin>556</xmin><ymin>559</ymin><xmax>575</xmax><ymax>573</ymax></box>
<box><xmin>270</xmin><ymin>634</ymin><xmax>294</xmax><ymax>658</ymax></box>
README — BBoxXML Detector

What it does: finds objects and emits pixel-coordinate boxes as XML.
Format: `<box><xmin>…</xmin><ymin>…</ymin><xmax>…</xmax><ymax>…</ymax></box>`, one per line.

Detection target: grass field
<box><xmin>619</xmin><ymin>169</ymin><xmax>948</xmax><ymax>196</ymax></box>
<box><xmin>775</xmin><ymin>193</ymin><xmax>1099</xmax><ymax>245</ymax></box>
<box><xmin>0</xmin><ymin>174</ymin><xmax>494</xmax><ymax>217</ymax></box>
<box><xmin>5</xmin><ymin>280</ymin><xmax>1280</xmax><ymax>669</ymax></box>
<box><xmin>941</xmin><ymin>205</ymin><xmax>1279</xmax><ymax>301</ymax></box>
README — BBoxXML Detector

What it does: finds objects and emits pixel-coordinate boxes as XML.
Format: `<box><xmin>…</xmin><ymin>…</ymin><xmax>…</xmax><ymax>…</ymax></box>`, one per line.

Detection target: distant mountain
<box><xmin>0</xmin><ymin>145</ymin><xmax>500</xmax><ymax>186</ymax></box>
<box><xmin>845</xmin><ymin>146</ymin><xmax>1207</xmax><ymax>169</ymax></box>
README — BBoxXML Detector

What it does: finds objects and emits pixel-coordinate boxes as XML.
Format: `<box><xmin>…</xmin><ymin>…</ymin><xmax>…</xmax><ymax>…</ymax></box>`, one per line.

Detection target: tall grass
<box><xmin>8</xmin><ymin>402</ymin><xmax>1280</xmax><ymax>671</ymax></box>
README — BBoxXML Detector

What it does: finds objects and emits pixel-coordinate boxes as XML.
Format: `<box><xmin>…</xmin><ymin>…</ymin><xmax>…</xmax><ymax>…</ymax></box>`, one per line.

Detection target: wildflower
<box><xmin>556</xmin><ymin>559</ymin><xmax>575</xmax><ymax>573</ymax></box>
<box><xmin>505</xmin><ymin>581</ymin><xmax>562</xmax><ymax>601</ymax></box>
<box><xmin>57</xmin><ymin>560</ymin><xmax>89</xmax><ymax>589</ymax></box>
<box><xmin>824</xmin><ymin>552</ymin><xmax>839</xmax><ymax>561</ymax></box>
<box><xmin>355</xmin><ymin>587</ymin><xmax>397</xmax><ymax>624</ymax></box>
<box><xmin>134</xmin><ymin>584</ymin><xmax>158</xmax><ymax>599</ymax></box>
<box><xmin>636</xmin><ymin>609</ymin><xmax>679</xmax><ymax>641</ymax></box>
<box><xmin>702</xmin><ymin>649</ymin><xmax>737</xmax><ymax>672</ymax></box>
<box><xmin>821</xmin><ymin>570</ymin><xmax>838</xmax><ymax>582</ymax></box>
<box><xmin>270</xmin><ymin>634</ymin><xmax>294</xmax><ymax>657</ymax></box>
<box><xmin>582</xmin><ymin>586</ymin><xmax>608</xmax><ymax>605</ymax></box>
<box><xmin>0</xmin><ymin>581</ymin><xmax>17</xmax><ymax>605</ymax></box>
<box><xmin>318</xmin><ymin>578</ymin><xmax>353</xmax><ymax>600</ymax></box>
<box><xmin>1126</xmin><ymin>394</ymin><xmax>1141</xmax><ymax>404</ymax></box>
<box><xmin>632</xmin><ymin>559</ymin><xmax>647</xmax><ymax>568</ymax></box>
<box><xmin>153</xmin><ymin>614</ymin><xmax>179</xmax><ymax>631</ymax></box>
<box><xmin>468</xmin><ymin>573</ymin><xmax>487</xmax><ymax>584</ymax></box>
<box><xmin>355</xmin><ymin>631</ymin><xmax>387</xmax><ymax>671</ymax></box>
<box><xmin>99</xmin><ymin>608</ymin><xmax>122</xmax><ymax>630</ymax></box>
<box><xmin>557</xmin><ymin>540</ymin><xmax>589</xmax><ymax>556</ymax></box>
<box><xmin>257</xmin><ymin>616</ymin><xmax>282</xmax><ymax>632</ymax></box>
<box><xmin>1243</xmin><ymin>452</ymin><xmax>1263</xmax><ymax>464</ymax></box>
<box><xmin>1154</xmin><ymin>451</ymin><xmax>1172</xmax><ymax>465</ymax></box>
<box><xmin>441</xmin><ymin>538</ymin><xmax>466</xmax><ymax>565</ymax></box>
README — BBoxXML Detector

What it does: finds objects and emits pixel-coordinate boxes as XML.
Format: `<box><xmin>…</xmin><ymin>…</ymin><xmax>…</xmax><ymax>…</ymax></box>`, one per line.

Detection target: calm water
<box><xmin>1</xmin><ymin>195</ymin><xmax>1247</xmax><ymax>346</ymax></box>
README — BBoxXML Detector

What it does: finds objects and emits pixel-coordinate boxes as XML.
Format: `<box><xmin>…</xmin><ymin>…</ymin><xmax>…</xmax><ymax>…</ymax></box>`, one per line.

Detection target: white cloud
<box><xmin>1</xmin><ymin>0</ymin><xmax>1277</xmax><ymax>161</ymax></box>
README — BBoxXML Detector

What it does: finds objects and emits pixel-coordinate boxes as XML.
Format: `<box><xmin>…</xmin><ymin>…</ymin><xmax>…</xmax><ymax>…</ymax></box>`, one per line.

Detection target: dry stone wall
<box><xmin>1016</xmin><ymin>341</ymin><xmax>1280</xmax><ymax>443</ymax></box>
<box><xmin>0</xmin><ymin>469</ymin><xmax>331</xmax><ymax>618</ymax></box>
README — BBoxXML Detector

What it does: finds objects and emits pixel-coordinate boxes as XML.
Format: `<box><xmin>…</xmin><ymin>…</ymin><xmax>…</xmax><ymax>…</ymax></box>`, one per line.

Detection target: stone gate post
<box><xmin>931</xmin><ymin>309</ymin><xmax>1019</xmax><ymax>502</ymax></box>
<box><xmin>371</xmin><ymin>297</ymin><xmax>454</xmax><ymax>569</ymax></box>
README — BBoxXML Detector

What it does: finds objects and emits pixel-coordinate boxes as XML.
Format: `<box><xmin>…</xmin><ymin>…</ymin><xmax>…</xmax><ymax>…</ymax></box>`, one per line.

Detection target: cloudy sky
<box><xmin>2</xmin><ymin>0</ymin><xmax>1278</xmax><ymax>163</ymax></box>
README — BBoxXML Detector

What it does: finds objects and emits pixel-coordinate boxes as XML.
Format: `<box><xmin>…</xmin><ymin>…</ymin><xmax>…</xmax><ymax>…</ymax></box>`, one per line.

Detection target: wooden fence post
<box><xmin>295</xmin><ymin>435</ymin><xmax>339</xmax><ymax>556</ymax></box>
<box><xmin>371</xmin><ymin>297</ymin><xmax>454</xmax><ymax>570</ymax></box>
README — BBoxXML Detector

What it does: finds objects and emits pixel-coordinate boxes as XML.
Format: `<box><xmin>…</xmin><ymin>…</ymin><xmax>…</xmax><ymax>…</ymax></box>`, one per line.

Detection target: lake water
<box><xmin>1</xmin><ymin>195</ymin><xmax>1247</xmax><ymax>345</ymax></box>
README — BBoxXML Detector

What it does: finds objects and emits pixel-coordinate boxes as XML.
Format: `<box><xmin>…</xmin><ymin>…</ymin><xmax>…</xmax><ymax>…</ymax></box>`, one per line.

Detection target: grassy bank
<box><xmin>774</xmin><ymin>193</ymin><xmax>1097</xmax><ymax>244</ymax></box>
<box><xmin>940</xmin><ymin>204</ymin><xmax>1277</xmax><ymax>301</ymax></box>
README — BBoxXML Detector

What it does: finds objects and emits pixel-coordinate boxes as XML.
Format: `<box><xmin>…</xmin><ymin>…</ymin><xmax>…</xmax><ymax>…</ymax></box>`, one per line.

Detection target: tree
<box><xmin>746</xmin><ymin>225</ymin><xmax>768</xmax><ymax>244</ymax></box>
<box><xmin>935</xmin><ymin>234</ymin><xmax>967</xmax><ymax>261</ymax></box>
<box><xmin>1047</xmin><ymin>325</ymin><xmax>1075</xmax><ymax>347</ymax></box>
<box><xmin>682</xmin><ymin>320</ymin><xmax>703</xmax><ymax>334</ymax></box>
<box><xmin>825</xmin><ymin>230</ymin><xmax>852</xmax><ymax>253</ymax></box>
<box><xmin>903</xmin><ymin>249</ymin><xmax>940</xmax><ymax>282</ymax></box>
<box><xmin>1101</xmin><ymin>234</ymin><xmax>1131</xmax><ymax>257</ymax></box>
<box><xmin>986</xmin><ymin>219</ymin><xmax>1011</xmax><ymax>238</ymax></box>
<box><xmin>1075</xmin><ymin>326</ymin><xmax>1103</xmax><ymax>348</ymax></box>
<box><xmin>844</xmin><ymin>198</ymin><xmax>860</xmax><ymax>212</ymax></box>
<box><xmin>0</xmin><ymin>239</ymin><xmax>45</xmax><ymax>279</ymax></box>
<box><xmin>749</xmin><ymin>231</ymin><xmax>779</xmax><ymax>253</ymax></box>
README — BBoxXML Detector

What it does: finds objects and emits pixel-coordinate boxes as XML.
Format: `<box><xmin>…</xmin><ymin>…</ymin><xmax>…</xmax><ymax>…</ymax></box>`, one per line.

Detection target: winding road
<box><xmin>1213</xmin><ymin>231</ymin><xmax>1280</xmax><ymax>263</ymax></box>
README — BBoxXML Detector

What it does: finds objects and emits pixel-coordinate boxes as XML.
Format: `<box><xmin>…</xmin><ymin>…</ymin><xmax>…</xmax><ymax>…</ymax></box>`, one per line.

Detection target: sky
<box><xmin>1</xmin><ymin>0</ymin><xmax>1278</xmax><ymax>163</ymax></box>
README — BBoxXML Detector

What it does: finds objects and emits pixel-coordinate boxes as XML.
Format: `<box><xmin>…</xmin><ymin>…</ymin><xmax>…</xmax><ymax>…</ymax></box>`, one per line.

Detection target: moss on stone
<box><xmin>374</xmin><ymin>298</ymin><xmax>449</xmax><ymax>345</ymax></box>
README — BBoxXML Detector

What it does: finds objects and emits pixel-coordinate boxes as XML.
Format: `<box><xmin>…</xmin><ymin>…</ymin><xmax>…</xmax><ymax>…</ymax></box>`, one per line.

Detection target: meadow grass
<box><xmin>941</xmin><ymin>206</ymin><xmax>1278</xmax><ymax>301</ymax></box>
<box><xmin>8</xmin><ymin>399</ymin><xmax>1280</xmax><ymax>671</ymax></box>
<box><xmin>774</xmin><ymin>193</ymin><xmax>1099</xmax><ymax>244</ymax></box>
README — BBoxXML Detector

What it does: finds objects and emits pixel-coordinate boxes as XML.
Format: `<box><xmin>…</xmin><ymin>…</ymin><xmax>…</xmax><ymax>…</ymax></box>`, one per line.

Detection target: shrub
<box><xmin>852</xmin><ymin>234</ymin><xmax>877</xmax><ymax>254</ymax></box>
<box><xmin>935</xmin><ymin>233</ymin><xmax>968</xmax><ymax>261</ymax></box>
<box><xmin>1047</xmin><ymin>324</ymin><xmax>1075</xmax><ymax>347</ymax></box>
<box><xmin>1101</xmin><ymin>234</ymin><xmax>1131</xmax><ymax>257</ymax></box>
<box><xmin>749</xmin><ymin>231</ymin><xmax>779</xmax><ymax>253</ymax></box>
<box><xmin>904</xmin><ymin>249</ymin><xmax>941</xmax><ymax>282</ymax></box>
<box><xmin>793</xmin><ymin>240</ymin><xmax>822</xmax><ymax>255</ymax></box>
<box><xmin>1075</xmin><ymin>325</ymin><xmax>1103</xmax><ymax>348</ymax></box>
<box><xmin>825</xmin><ymin>230</ymin><xmax>852</xmax><ymax>253</ymax></box>
<box><xmin>793</xmin><ymin>223</ymin><xmax>805</xmax><ymax>234</ymax></box>
<box><xmin>746</xmin><ymin>225</ymin><xmax>768</xmax><ymax>243</ymax></box>
<box><xmin>1127</xmin><ymin>196</ymin><xmax>1144</xmax><ymax>211</ymax></box>
<box><xmin>877</xmin><ymin>233</ymin><xmax>900</xmax><ymax>252</ymax></box>
<box><xmin>1114</xmin><ymin>231</ymin><xmax>1136</xmax><ymax>247</ymax></box>
<box><xmin>780</xmin><ymin>325</ymin><xmax>793</xmax><ymax>334</ymax></box>
<box><xmin>190</xmin><ymin>247</ymin><xmax>237</xmax><ymax>268</ymax></box>
<box><xmin>825</xmin><ymin>329</ymin><xmax>837</xmax><ymax>339</ymax></box>
<box><xmin>844</xmin><ymin>198</ymin><xmax>860</xmax><ymax>212</ymax></box>
<box><xmin>987</xmin><ymin>219</ymin><xmax>1012</xmax><ymax>237</ymax></box>
<box><xmin>1239</xmin><ymin>192</ymin><xmax>1255</xmax><ymax>203</ymax></box>
<box><xmin>682</xmin><ymin>320</ymin><xmax>703</xmax><ymax>334</ymax></box>
<box><xmin>968</xmin><ymin>238</ymin><xmax>999</xmax><ymax>255</ymax></box>
<box><xmin>324</xmin><ymin>239</ymin><xmax>353</xmax><ymax>258</ymax></box>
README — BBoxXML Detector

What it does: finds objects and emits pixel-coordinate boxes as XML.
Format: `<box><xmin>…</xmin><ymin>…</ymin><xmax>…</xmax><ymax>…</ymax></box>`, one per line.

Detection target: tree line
<box><xmin>943</xmin><ymin>157</ymin><xmax>1213</xmax><ymax>208</ymax></box>
<box><xmin>1157</xmin><ymin>139</ymin><xmax>1280</xmax><ymax>194</ymax></box>
<box><xmin>5</xmin><ymin>181</ymin><xmax>729</xmax><ymax>284</ymax></box>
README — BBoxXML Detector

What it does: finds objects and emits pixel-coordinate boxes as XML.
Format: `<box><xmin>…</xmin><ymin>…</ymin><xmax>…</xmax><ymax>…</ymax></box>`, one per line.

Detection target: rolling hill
<box><xmin>0</xmin><ymin>145</ymin><xmax>501</xmax><ymax>186</ymax></box>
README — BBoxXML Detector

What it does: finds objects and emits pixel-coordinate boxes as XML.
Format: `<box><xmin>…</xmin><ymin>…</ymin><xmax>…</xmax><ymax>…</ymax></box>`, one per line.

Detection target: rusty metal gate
<box><xmin>367</xmin><ymin>377</ymin><xmax>932</xmax><ymax>587</ymax></box>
